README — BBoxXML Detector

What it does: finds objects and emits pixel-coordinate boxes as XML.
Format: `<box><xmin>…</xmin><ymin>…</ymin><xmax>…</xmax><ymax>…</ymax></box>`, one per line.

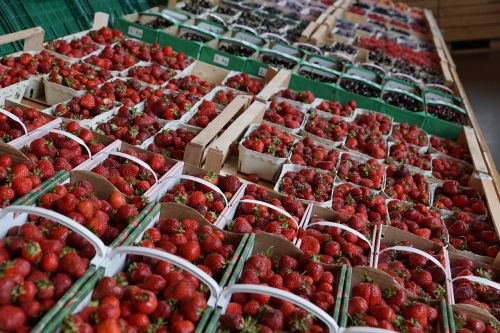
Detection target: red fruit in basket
<box><xmin>390</xmin><ymin>123</ymin><xmax>428</xmax><ymax>147</ymax></box>
<box><xmin>0</xmin><ymin>305</ymin><xmax>26</xmax><ymax>331</ymax></box>
<box><xmin>264</xmin><ymin>100</ymin><xmax>305</xmax><ymax>129</ymax></box>
<box><xmin>316</xmin><ymin>99</ymin><xmax>354</xmax><ymax>118</ymax></box>
<box><xmin>403</xmin><ymin>303</ymin><xmax>428</xmax><ymax>327</ymax></box>
<box><xmin>274</xmin><ymin>89</ymin><xmax>315</xmax><ymax>104</ymax></box>
<box><xmin>337</xmin><ymin>154</ymin><xmax>384</xmax><ymax>190</ymax></box>
<box><xmin>11</xmin><ymin>177</ymin><xmax>33</xmax><ymax>196</ymax></box>
<box><xmin>430</xmin><ymin>136</ymin><xmax>472</xmax><ymax>162</ymax></box>
<box><xmin>305</xmin><ymin>113</ymin><xmax>348</xmax><ymax>143</ymax></box>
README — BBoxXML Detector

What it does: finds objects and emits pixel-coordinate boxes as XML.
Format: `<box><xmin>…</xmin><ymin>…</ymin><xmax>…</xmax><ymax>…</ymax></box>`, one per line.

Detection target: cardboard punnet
<box><xmin>144</xmin><ymin>162</ymin><xmax>247</xmax><ymax>226</ymax></box>
<box><xmin>204</xmin><ymin>232</ymin><xmax>346</xmax><ymax>332</ymax></box>
<box><xmin>340</xmin><ymin>266</ymin><xmax>450</xmax><ymax>332</ymax></box>
<box><xmin>184</xmin><ymin>95</ymin><xmax>252</xmax><ymax>167</ymax></box>
<box><xmin>0</xmin><ymin>205</ymin><xmax>110</xmax><ymax>333</ymax></box>
<box><xmin>204</xmin><ymin>100</ymin><xmax>266</xmax><ymax>173</ymax></box>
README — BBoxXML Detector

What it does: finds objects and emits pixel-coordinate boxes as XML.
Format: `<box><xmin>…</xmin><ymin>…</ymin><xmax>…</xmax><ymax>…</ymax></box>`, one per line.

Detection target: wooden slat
<box><xmin>439</xmin><ymin>13</ymin><xmax>500</xmax><ymax>28</ymax></box>
<box><xmin>443</xmin><ymin>24</ymin><xmax>500</xmax><ymax>41</ymax></box>
<box><xmin>440</xmin><ymin>3</ymin><xmax>500</xmax><ymax>17</ymax></box>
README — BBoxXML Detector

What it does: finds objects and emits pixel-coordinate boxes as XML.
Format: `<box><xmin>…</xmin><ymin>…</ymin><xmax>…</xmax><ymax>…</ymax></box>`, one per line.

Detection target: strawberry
<box><xmin>305</xmin><ymin>113</ymin><xmax>348</xmax><ymax>143</ymax></box>
<box><xmin>264</xmin><ymin>100</ymin><xmax>305</xmax><ymax>129</ymax></box>
<box><xmin>273</xmin><ymin>88</ymin><xmax>315</xmax><ymax>104</ymax></box>
<box><xmin>315</xmin><ymin>99</ymin><xmax>355</xmax><ymax>118</ymax></box>
<box><xmin>278</xmin><ymin>167</ymin><xmax>334</xmax><ymax>203</ymax></box>
<box><xmin>430</xmin><ymin>136</ymin><xmax>472</xmax><ymax>163</ymax></box>
<box><xmin>390</xmin><ymin>143</ymin><xmax>432</xmax><ymax>171</ymax></box>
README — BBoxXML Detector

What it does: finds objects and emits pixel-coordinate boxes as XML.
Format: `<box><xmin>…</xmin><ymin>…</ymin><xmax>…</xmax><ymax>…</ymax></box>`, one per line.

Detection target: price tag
<box><xmin>213</xmin><ymin>54</ymin><xmax>230</xmax><ymax>67</ymax></box>
<box><xmin>128</xmin><ymin>26</ymin><xmax>144</xmax><ymax>38</ymax></box>
<box><xmin>258</xmin><ymin>67</ymin><xmax>267</xmax><ymax>77</ymax></box>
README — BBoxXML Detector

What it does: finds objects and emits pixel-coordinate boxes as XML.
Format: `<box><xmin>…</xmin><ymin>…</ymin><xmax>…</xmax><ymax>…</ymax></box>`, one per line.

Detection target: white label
<box><xmin>128</xmin><ymin>26</ymin><xmax>144</xmax><ymax>38</ymax></box>
<box><xmin>258</xmin><ymin>67</ymin><xmax>267</xmax><ymax>77</ymax></box>
<box><xmin>213</xmin><ymin>54</ymin><xmax>230</xmax><ymax>67</ymax></box>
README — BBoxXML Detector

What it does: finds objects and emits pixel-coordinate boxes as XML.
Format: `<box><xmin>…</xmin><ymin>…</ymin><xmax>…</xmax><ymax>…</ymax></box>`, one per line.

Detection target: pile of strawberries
<box><xmin>450</xmin><ymin>257</ymin><xmax>500</xmax><ymax>319</ymax></box>
<box><xmin>315</xmin><ymin>99</ymin><xmax>356</xmax><ymax>118</ymax></box>
<box><xmin>149</xmin><ymin>44</ymin><xmax>191</xmax><ymax>70</ymax></box>
<box><xmin>453</xmin><ymin>310</ymin><xmax>499</xmax><ymax>333</ymax></box>
<box><xmin>85</xmin><ymin>45</ymin><xmax>136</xmax><ymax>72</ymax></box>
<box><xmin>161</xmin><ymin>173</ymin><xmax>241</xmax><ymax>223</ymax></box>
<box><xmin>389</xmin><ymin>143</ymin><xmax>432</xmax><ymax>171</ymax></box>
<box><xmin>0</xmin><ymin>217</ymin><xmax>92</xmax><ymax>332</ymax></box>
<box><xmin>92</xmin><ymin>149</ymin><xmax>173</xmax><ymax>208</ymax></box>
<box><xmin>228</xmin><ymin>184</ymin><xmax>304</xmax><ymax>240</ymax></box>
<box><xmin>273</xmin><ymin>88</ymin><xmax>315</xmax><ymax>104</ymax></box>
<box><xmin>289</xmin><ymin>137</ymin><xmax>340</xmax><ymax>172</ymax></box>
<box><xmin>0</xmin><ymin>106</ymin><xmax>51</xmax><ymax>142</ymax></box>
<box><xmin>264</xmin><ymin>100</ymin><xmax>305</xmax><ymax>130</ymax></box>
<box><xmin>88</xmin><ymin>27</ymin><xmax>123</xmax><ymax>45</ymax></box>
<box><xmin>61</xmin><ymin>257</ymin><xmax>209</xmax><ymax>333</ymax></box>
<box><xmin>390</xmin><ymin>122</ymin><xmax>428</xmax><ymax>147</ymax></box>
<box><xmin>21</xmin><ymin>121</ymin><xmax>106</xmax><ymax>171</ymax></box>
<box><xmin>45</xmin><ymin>36</ymin><xmax>99</xmax><ymax>59</ymax></box>
<box><xmin>242</xmin><ymin>124</ymin><xmax>295</xmax><ymax>158</ymax></box>
<box><xmin>348</xmin><ymin>277</ymin><xmax>440</xmax><ymax>332</ymax></box>
<box><xmin>37</xmin><ymin>180</ymin><xmax>139</xmax><ymax>244</ymax></box>
<box><xmin>432</xmin><ymin>156</ymin><xmax>473</xmax><ymax>186</ymax></box>
<box><xmin>147</xmin><ymin>126</ymin><xmax>198</xmax><ymax>160</ymax></box>
<box><xmin>139</xmin><ymin>217</ymin><xmax>237</xmax><ymax>280</ymax></box>
<box><xmin>332</xmin><ymin>183</ymin><xmax>387</xmax><ymax>226</ymax></box>
<box><xmin>299</xmin><ymin>215</ymin><xmax>372</xmax><ymax>267</ymax></box>
<box><xmin>120</xmin><ymin>39</ymin><xmax>151</xmax><ymax>62</ymax></box>
<box><xmin>384</xmin><ymin>165</ymin><xmax>430</xmax><ymax>205</ymax></box>
<box><xmin>378</xmin><ymin>242</ymin><xmax>447</xmax><ymax>299</ymax></box>
<box><xmin>225</xmin><ymin>73</ymin><xmax>263</xmax><ymax>94</ymax></box>
<box><xmin>446</xmin><ymin>213</ymin><xmax>499</xmax><ymax>258</ymax></box>
<box><xmin>54</xmin><ymin>90</ymin><xmax>115</xmax><ymax>120</ymax></box>
<box><xmin>210</xmin><ymin>89</ymin><xmax>239</xmax><ymax>106</ymax></box>
<box><xmin>430</xmin><ymin>136</ymin><xmax>472</xmax><ymax>163</ymax></box>
<box><xmin>345</xmin><ymin>124</ymin><xmax>387</xmax><ymax>159</ymax></box>
<box><xmin>1</xmin><ymin>51</ymin><xmax>68</xmax><ymax>85</ymax></box>
<box><xmin>47</xmin><ymin>62</ymin><xmax>112</xmax><ymax>91</ymax></box>
<box><xmin>433</xmin><ymin>180</ymin><xmax>486</xmax><ymax>216</ymax></box>
<box><xmin>305</xmin><ymin>113</ymin><xmax>349</xmax><ymax>143</ymax></box>
<box><xmin>101</xmin><ymin>78</ymin><xmax>152</xmax><ymax>107</ymax></box>
<box><xmin>219</xmin><ymin>293</ymin><xmax>329</xmax><ymax>333</ymax></box>
<box><xmin>388</xmin><ymin>200</ymin><xmax>447</xmax><ymax>245</ymax></box>
<box><xmin>353</xmin><ymin>111</ymin><xmax>392</xmax><ymax>135</ymax></box>
<box><xmin>128</xmin><ymin>64</ymin><xmax>177</xmax><ymax>86</ymax></box>
<box><xmin>0</xmin><ymin>153</ymin><xmax>55</xmax><ymax>208</ymax></box>
<box><xmin>187</xmin><ymin>100</ymin><xmax>219</xmax><ymax>128</ymax></box>
<box><xmin>336</xmin><ymin>154</ymin><xmax>385</xmax><ymax>190</ymax></box>
<box><xmin>278</xmin><ymin>167</ymin><xmax>334</xmax><ymax>203</ymax></box>
<box><xmin>144</xmin><ymin>91</ymin><xmax>195</xmax><ymax>121</ymax></box>
<box><xmin>167</xmin><ymin>75</ymin><xmax>215</xmax><ymax>99</ymax></box>
<box><xmin>96</xmin><ymin>106</ymin><xmax>163</xmax><ymax>145</ymax></box>
<box><xmin>237</xmin><ymin>252</ymin><xmax>338</xmax><ymax>313</ymax></box>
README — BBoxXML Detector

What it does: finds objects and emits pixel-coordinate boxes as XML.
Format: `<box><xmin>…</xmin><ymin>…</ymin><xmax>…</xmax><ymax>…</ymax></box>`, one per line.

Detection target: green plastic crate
<box><xmin>20</xmin><ymin>0</ymin><xmax>88</xmax><ymax>41</ymax></box>
<box><xmin>334</xmin><ymin>87</ymin><xmax>383</xmax><ymax>112</ymax></box>
<box><xmin>0</xmin><ymin>21</ymin><xmax>18</xmax><ymax>56</ymax></box>
<box><xmin>85</xmin><ymin>0</ymin><xmax>129</xmax><ymax>24</ymax></box>
<box><xmin>423</xmin><ymin>115</ymin><xmax>463</xmax><ymax>140</ymax></box>
<box><xmin>289</xmin><ymin>72</ymin><xmax>336</xmax><ymax>100</ymax></box>
<box><xmin>380</xmin><ymin>102</ymin><xmax>426</xmax><ymax>127</ymax></box>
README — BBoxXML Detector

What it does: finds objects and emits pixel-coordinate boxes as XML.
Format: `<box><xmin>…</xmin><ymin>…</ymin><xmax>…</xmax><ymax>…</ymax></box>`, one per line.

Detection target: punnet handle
<box><xmin>108</xmin><ymin>151</ymin><xmax>158</xmax><ymax>183</ymax></box>
<box><xmin>453</xmin><ymin>275</ymin><xmax>500</xmax><ymax>291</ymax></box>
<box><xmin>379</xmin><ymin>245</ymin><xmax>445</xmax><ymax>272</ymax></box>
<box><xmin>339</xmin><ymin>327</ymin><xmax>399</xmax><ymax>333</ymax></box>
<box><xmin>295</xmin><ymin>43</ymin><xmax>323</xmax><ymax>55</ymax></box>
<box><xmin>35</xmin><ymin>128</ymin><xmax>92</xmax><ymax>159</ymax></box>
<box><xmin>261</xmin><ymin>33</ymin><xmax>290</xmax><ymax>45</ymax></box>
<box><xmin>231</xmin><ymin>24</ymin><xmax>259</xmax><ymax>37</ymax></box>
<box><xmin>0</xmin><ymin>206</ymin><xmax>107</xmax><ymax>261</ymax></box>
<box><xmin>165</xmin><ymin>174</ymin><xmax>228</xmax><ymax>206</ymax></box>
<box><xmin>426</xmin><ymin>83</ymin><xmax>454</xmax><ymax>95</ymax></box>
<box><xmin>0</xmin><ymin>109</ymin><xmax>28</xmax><ymax>135</ymax></box>
<box><xmin>218</xmin><ymin>284</ymin><xmax>339</xmax><ymax>332</ymax></box>
<box><xmin>308</xmin><ymin>220</ymin><xmax>372</xmax><ymax>250</ymax></box>
<box><xmin>207</xmin><ymin>13</ymin><xmax>227</xmax><ymax>26</ymax></box>
<box><xmin>110</xmin><ymin>246</ymin><xmax>221</xmax><ymax>305</ymax></box>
